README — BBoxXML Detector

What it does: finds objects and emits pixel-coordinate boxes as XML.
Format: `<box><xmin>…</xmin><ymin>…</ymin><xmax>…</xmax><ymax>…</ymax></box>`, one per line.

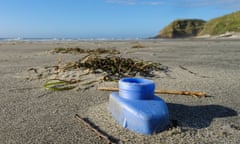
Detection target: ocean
<box><xmin>0</xmin><ymin>37</ymin><xmax>145</xmax><ymax>42</ymax></box>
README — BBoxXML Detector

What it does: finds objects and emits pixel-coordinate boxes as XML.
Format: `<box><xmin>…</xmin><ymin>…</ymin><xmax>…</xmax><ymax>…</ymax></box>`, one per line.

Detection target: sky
<box><xmin>0</xmin><ymin>0</ymin><xmax>239</xmax><ymax>38</ymax></box>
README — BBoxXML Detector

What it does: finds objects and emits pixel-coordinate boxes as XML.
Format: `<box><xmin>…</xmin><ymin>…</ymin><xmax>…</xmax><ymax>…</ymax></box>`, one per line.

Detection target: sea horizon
<box><xmin>0</xmin><ymin>36</ymin><xmax>152</xmax><ymax>42</ymax></box>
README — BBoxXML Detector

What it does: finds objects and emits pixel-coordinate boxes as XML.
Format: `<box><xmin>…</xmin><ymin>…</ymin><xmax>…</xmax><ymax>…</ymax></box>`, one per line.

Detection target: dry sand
<box><xmin>0</xmin><ymin>39</ymin><xmax>240</xmax><ymax>143</ymax></box>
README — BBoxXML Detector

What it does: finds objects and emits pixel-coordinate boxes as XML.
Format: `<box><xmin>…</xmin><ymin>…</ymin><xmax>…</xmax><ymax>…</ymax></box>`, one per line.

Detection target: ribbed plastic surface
<box><xmin>109</xmin><ymin>78</ymin><xmax>169</xmax><ymax>135</ymax></box>
<box><xmin>119</xmin><ymin>78</ymin><xmax>155</xmax><ymax>100</ymax></box>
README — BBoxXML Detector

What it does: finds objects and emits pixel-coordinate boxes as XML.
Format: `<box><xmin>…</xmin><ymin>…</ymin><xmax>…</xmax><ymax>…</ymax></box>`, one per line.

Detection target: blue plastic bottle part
<box><xmin>119</xmin><ymin>78</ymin><xmax>155</xmax><ymax>100</ymax></box>
<box><xmin>109</xmin><ymin>77</ymin><xmax>169</xmax><ymax>135</ymax></box>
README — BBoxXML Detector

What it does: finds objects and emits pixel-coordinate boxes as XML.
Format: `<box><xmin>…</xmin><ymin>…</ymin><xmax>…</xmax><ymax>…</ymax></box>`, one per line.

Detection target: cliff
<box><xmin>155</xmin><ymin>19</ymin><xmax>206</xmax><ymax>38</ymax></box>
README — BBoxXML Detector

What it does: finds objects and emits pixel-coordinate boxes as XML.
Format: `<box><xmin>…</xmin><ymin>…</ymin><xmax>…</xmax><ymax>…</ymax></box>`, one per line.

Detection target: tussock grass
<box><xmin>199</xmin><ymin>11</ymin><xmax>240</xmax><ymax>35</ymax></box>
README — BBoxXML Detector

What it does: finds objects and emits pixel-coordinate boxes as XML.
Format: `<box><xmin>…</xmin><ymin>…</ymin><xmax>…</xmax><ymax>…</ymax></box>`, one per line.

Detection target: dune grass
<box><xmin>199</xmin><ymin>11</ymin><xmax>240</xmax><ymax>35</ymax></box>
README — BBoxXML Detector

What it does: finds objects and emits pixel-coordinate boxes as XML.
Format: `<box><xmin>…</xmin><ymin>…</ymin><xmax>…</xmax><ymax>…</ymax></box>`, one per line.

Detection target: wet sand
<box><xmin>0</xmin><ymin>40</ymin><xmax>239</xmax><ymax>143</ymax></box>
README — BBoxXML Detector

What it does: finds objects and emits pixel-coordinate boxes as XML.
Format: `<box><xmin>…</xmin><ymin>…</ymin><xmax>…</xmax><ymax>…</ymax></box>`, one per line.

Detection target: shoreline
<box><xmin>1</xmin><ymin>32</ymin><xmax>240</xmax><ymax>43</ymax></box>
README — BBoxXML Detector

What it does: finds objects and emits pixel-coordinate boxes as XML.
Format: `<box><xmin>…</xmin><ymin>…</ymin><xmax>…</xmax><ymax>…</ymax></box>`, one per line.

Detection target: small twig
<box><xmin>155</xmin><ymin>89</ymin><xmax>206</xmax><ymax>97</ymax></box>
<box><xmin>97</xmin><ymin>87</ymin><xmax>206</xmax><ymax>97</ymax></box>
<box><xmin>28</xmin><ymin>68</ymin><xmax>38</xmax><ymax>73</ymax></box>
<box><xmin>74</xmin><ymin>114</ymin><xmax>112</xmax><ymax>144</ymax></box>
<box><xmin>179</xmin><ymin>65</ymin><xmax>210</xmax><ymax>78</ymax></box>
<box><xmin>37</xmin><ymin>91</ymin><xmax>53</xmax><ymax>98</ymax></box>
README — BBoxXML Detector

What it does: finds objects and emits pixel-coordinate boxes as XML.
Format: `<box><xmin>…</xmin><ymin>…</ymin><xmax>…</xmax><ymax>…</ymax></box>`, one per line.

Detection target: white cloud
<box><xmin>105</xmin><ymin>0</ymin><xmax>137</xmax><ymax>5</ymax></box>
<box><xmin>141</xmin><ymin>1</ymin><xmax>164</xmax><ymax>5</ymax></box>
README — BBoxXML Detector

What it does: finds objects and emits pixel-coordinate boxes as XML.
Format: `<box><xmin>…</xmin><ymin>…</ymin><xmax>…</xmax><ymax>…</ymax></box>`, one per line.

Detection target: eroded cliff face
<box><xmin>155</xmin><ymin>19</ymin><xmax>206</xmax><ymax>38</ymax></box>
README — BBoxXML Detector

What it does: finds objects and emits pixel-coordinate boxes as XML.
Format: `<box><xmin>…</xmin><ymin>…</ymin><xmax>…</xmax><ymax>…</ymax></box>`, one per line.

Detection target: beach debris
<box><xmin>42</xmin><ymin>47</ymin><xmax>169</xmax><ymax>91</ymax></box>
<box><xmin>50</xmin><ymin>47</ymin><xmax>120</xmax><ymax>55</ymax></box>
<box><xmin>97</xmin><ymin>87</ymin><xmax>207</xmax><ymax>97</ymax></box>
<box><xmin>43</xmin><ymin>79</ymin><xmax>80</xmax><ymax>91</ymax></box>
<box><xmin>131</xmin><ymin>43</ymin><xmax>145</xmax><ymax>48</ymax></box>
<box><xmin>42</xmin><ymin>54</ymin><xmax>169</xmax><ymax>91</ymax></box>
<box><xmin>75</xmin><ymin>54</ymin><xmax>168</xmax><ymax>81</ymax></box>
<box><xmin>109</xmin><ymin>78</ymin><xmax>169</xmax><ymax>135</ymax></box>
<box><xmin>179</xmin><ymin>65</ymin><xmax>210</xmax><ymax>78</ymax></box>
<box><xmin>75</xmin><ymin>114</ymin><xmax>113</xmax><ymax>144</ymax></box>
<box><xmin>28</xmin><ymin>68</ymin><xmax>38</xmax><ymax>73</ymax></box>
<box><xmin>54</xmin><ymin>54</ymin><xmax>168</xmax><ymax>80</ymax></box>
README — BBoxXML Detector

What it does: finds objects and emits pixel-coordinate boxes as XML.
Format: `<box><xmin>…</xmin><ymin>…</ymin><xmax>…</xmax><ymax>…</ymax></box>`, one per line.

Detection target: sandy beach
<box><xmin>0</xmin><ymin>39</ymin><xmax>240</xmax><ymax>143</ymax></box>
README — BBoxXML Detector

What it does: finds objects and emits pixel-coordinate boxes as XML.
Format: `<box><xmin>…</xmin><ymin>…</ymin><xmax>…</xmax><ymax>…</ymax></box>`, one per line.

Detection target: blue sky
<box><xmin>0</xmin><ymin>0</ymin><xmax>239</xmax><ymax>38</ymax></box>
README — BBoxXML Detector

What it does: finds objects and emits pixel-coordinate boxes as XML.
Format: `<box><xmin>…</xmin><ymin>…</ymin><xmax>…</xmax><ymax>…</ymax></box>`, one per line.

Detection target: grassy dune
<box><xmin>155</xmin><ymin>11</ymin><xmax>240</xmax><ymax>38</ymax></box>
<box><xmin>199</xmin><ymin>11</ymin><xmax>240</xmax><ymax>35</ymax></box>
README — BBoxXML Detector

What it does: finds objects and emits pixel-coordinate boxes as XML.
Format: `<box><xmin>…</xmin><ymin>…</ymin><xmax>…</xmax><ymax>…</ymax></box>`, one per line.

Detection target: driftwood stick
<box><xmin>97</xmin><ymin>87</ymin><xmax>206</xmax><ymax>97</ymax></box>
<box><xmin>74</xmin><ymin>114</ymin><xmax>112</xmax><ymax>144</ymax></box>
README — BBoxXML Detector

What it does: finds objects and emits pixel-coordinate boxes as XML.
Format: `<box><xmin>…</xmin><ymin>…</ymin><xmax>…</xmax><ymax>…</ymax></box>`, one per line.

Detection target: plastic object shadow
<box><xmin>167</xmin><ymin>103</ymin><xmax>238</xmax><ymax>129</ymax></box>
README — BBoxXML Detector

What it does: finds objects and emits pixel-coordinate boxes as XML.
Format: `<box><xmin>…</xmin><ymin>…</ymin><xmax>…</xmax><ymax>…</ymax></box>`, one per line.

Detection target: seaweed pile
<box><xmin>41</xmin><ymin>47</ymin><xmax>169</xmax><ymax>91</ymax></box>
<box><xmin>50</xmin><ymin>47</ymin><xmax>120</xmax><ymax>55</ymax></box>
<box><xmin>131</xmin><ymin>43</ymin><xmax>145</xmax><ymax>48</ymax></box>
<box><xmin>60</xmin><ymin>54</ymin><xmax>168</xmax><ymax>81</ymax></box>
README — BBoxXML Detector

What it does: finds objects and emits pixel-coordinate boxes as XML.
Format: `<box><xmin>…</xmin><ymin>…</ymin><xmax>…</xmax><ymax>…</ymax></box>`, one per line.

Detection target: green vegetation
<box><xmin>155</xmin><ymin>11</ymin><xmax>240</xmax><ymax>38</ymax></box>
<box><xmin>155</xmin><ymin>19</ymin><xmax>206</xmax><ymax>38</ymax></box>
<box><xmin>43</xmin><ymin>79</ymin><xmax>77</xmax><ymax>91</ymax></box>
<box><xmin>199</xmin><ymin>11</ymin><xmax>240</xmax><ymax>35</ymax></box>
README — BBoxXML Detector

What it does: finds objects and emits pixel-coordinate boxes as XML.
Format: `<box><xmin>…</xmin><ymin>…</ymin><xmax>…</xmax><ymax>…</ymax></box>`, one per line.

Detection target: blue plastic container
<box><xmin>109</xmin><ymin>78</ymin><xmax>169</xmax><ymax>135</ymax></box>
<box><xmin>119</xmin><ymin>78</ymin><xmax>155</xmax><ymax>100</ymax></box>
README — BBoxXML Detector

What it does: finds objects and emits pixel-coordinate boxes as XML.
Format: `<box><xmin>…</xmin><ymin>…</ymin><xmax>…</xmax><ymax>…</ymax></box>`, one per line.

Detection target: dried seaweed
<box><xmin>43</xmin><ymin>79</ymin><xmax>80</xmax><ymax>91</ymax></box>
<box><xmin>131</xmin><ymin>43</ymin><xmax>145</xmax><ymax>48</ymax></box>
<box><xmin>73</xmin><ymin>54</ymin><xmax>168</xmax><ymax>81</ymax></box>
<box><xmin>44</xmin><ymin>48</ymin><xmax>169</xmax><ymax>90</ymax></box>
<box><xmin>50</xmin><ymin>47</ymin><xmax>120</xmax><ymax>55</ymax></box>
